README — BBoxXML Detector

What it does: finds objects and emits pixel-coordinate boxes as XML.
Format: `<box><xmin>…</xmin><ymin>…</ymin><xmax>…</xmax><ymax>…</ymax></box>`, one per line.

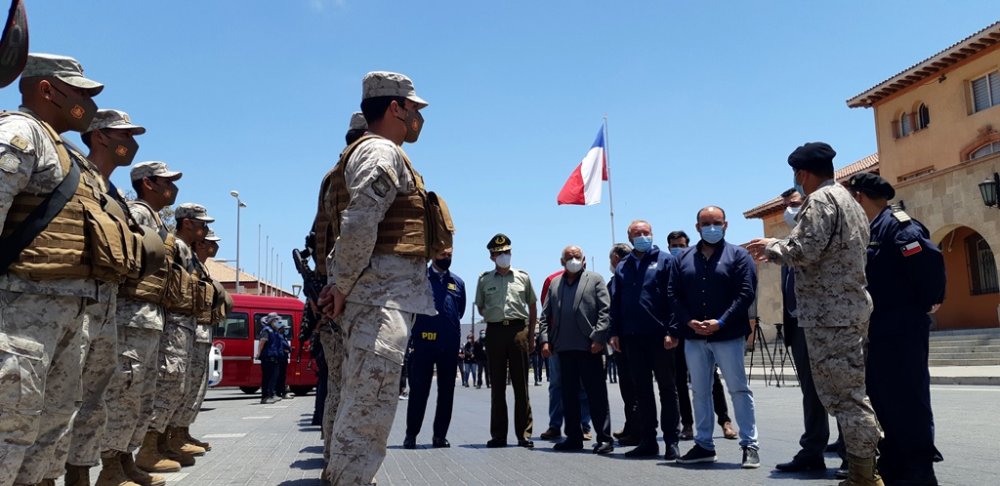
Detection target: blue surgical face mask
<box><xmin>784</xmin><ymin>206</ymin><xmax>800</xmax><ymax>228</ymax></box>
<box><xmin>700</xmin><ymin>224</ymin><xmax>725</xmax><ymax>245</ymax></box>
<box><xmin>632</xmin><ymin>235</ymin><xmax>653</xmax><ymax>253</ymax></box>
<box><xmin>793</xmin><ymin>172</ymin><xmax>805</xmax><ymax>196</ymax></box>
<box><xmin>668</xmin><ymin>247</ymin><xmax>683</xmax><ymax>257</ymax></box>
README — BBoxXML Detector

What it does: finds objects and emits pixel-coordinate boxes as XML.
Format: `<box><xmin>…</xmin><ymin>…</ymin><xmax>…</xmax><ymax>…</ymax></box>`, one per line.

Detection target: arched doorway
<box><xmin>933</xmin><ymin>225</ymin><xmax>1000</xmax><ymax>330</ymax></box>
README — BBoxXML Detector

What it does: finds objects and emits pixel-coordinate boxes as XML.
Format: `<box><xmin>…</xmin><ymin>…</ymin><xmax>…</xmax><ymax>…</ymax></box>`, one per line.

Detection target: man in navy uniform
<box><xmin>848</xmin><ymin>173</ymin><xmax>945</xmax><ymax>485</ymax></box>
<box><xmin>403</xmin><ymin>247</ymin><xmax>465</xmax><ymax>449</ymax></box>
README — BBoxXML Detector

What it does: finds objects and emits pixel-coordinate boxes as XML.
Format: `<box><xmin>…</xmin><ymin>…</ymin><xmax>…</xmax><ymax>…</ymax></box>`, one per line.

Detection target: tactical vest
<box><xmin>312</xmin><ymin>135</ymin><xmax>454</xmax><ymax>273</ymax></box>
<box><xmin>119</xmin><ymin>200</ymin><xmax>176</xmax><ymax>305</ymax></box>
<box><xmin>209</xmin><ymin>281</ymin><xmax>230</xmax><ymax>324</ymax></box>
<box><xmin>0</xmin><ymin>112</ymin><xmax>142</xmax><ymax>282</ymax></box>
<box><xmin>193</xmin><ymin>261</ymin><xmax>218</xmax><ymax>324</ymax></box>
<box><xmin>162</xmin><ymin>242</ymin><xmax>197</xmax><ymax>315</ymax></box>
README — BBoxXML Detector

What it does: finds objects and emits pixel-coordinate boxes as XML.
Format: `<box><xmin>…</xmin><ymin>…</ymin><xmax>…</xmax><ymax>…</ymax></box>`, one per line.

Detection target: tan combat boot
<box><xmin>120</xmin><ymin>452</ymin><xmax>166</xmax><ymax>486</ymax></box>
<box><xmin>838</xmin><ymin>454</ymin><xmax>885</xmax><ymax>486</ymax></box>
<box><xmin>94</xmin><ymin>454</ymin><xmax>141</xmax><ymax>486</ymax></box>
<box><xmin>160</xmin><ymin>428</ymin><xmax>196</xmax><ymax>467</ymax></box>
<box><xmin>181</xmin><ymin>426</ymin><xmax>211</xmax><ymax>451</ymax></box>
<box><xmin>134</xmin><ymin>431</ymin><xmax>181</xmax><ymax>473</ymax></box>
<box><xmin>167</xmin><ymin>426</ymin><xmax>205</xmax><ymax>457</ymax></box>
<box><xmin>64</xmin><ymin>464</ymin><xmax>91</xmax><ymax>486</ymax></box>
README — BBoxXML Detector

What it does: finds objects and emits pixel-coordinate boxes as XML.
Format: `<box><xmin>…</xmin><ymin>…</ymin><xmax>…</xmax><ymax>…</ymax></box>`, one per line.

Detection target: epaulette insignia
<box><xmin>891</xmin><ymin>210</ymin><xmax>911</xmax><ymax>223</ymax></box>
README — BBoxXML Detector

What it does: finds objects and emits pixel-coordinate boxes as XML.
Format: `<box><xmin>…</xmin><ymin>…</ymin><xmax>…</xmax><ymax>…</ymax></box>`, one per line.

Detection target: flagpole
<box><xmin>603</xmin><ymin>114</ymin><xmax>617</xmax><ymax>246</ymax></box>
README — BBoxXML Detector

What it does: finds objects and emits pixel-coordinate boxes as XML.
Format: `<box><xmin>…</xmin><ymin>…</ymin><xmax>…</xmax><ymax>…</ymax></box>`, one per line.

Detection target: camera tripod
<box><xmin>747</xmin><ymin>321</ymin><xmax>798</xmax><ymax>387</ymax></box>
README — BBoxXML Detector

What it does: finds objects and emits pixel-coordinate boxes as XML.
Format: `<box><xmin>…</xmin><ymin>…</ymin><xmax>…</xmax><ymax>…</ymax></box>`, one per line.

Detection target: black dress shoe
<box><xmin>593</xmin><ymin>442</ymin><xmax>614</xmax><ymax>455</ymax></box>
<box><xmin>432</xmin><ymin>437</ymin><xmax>450</xmax><ymax>448</ymax></box>
<box><xmin>486</xmin><ymin>439</ymin><xmax>507</xmax><ymax>448</ymax></box>
<box><xmin>517</xmin><ymin>439</ymin><xmax>534</xmax><ymax>448</ymax></box>
<box><xmin>402</xmin><ymin>436</ymin><xmax>416</xmax><ymax>449</ymax></box>
<box><xmin>624</xmin><ymin>442</ymin><xmax>659</xmax><ymax>458</ymax></box>
<box><xmin>775</xmin><ymin>456</ymin><xmax>825</xmax><ymax>472</ymax></box>
<box><xmin>553</xmin><ymin>440</ymin><xmax>584</xmax><ymax>451</ymax></box>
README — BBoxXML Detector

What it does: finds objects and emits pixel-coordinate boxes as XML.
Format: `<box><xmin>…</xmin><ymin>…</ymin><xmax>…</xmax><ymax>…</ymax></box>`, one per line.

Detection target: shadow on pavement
<box><xmin>290</xmin><ymin>457</ymin><xmax>325</xmax><ymax>470</ymax></box>
<box><xmin>276</xmin><ymin>479</ymin><xmax>325</xmax><ymax>486</ymax></box>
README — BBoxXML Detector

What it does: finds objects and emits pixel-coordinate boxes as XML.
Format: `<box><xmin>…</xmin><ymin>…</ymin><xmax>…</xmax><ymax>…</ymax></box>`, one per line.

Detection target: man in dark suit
<box><xmin>539</xmin><ymin>246</ymin><xmax>614</xmax><ymax>454</ymax></box>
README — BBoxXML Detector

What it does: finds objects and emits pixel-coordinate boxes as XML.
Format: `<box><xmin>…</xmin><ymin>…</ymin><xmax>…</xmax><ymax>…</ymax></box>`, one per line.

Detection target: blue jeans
<box><xmin>684</xmin><ymin>337</ymin><xmax>758</xmax><ymax>451</ymax></box>
<box><xmin>461</xmin><ymin>362</ymin><xmax>476</xmax><ymax>386</ymax></box>
<box><xmin>547</xmin><ymin>353</ymin><xmax>591</xmax><ymax>432</ymax></box>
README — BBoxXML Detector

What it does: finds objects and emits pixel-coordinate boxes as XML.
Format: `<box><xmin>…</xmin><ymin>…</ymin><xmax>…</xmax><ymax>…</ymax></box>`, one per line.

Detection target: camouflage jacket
<box><xmin>764</xmin><ymin>180</ymin><xmax>872</xmax><ymax>328</ymax></box>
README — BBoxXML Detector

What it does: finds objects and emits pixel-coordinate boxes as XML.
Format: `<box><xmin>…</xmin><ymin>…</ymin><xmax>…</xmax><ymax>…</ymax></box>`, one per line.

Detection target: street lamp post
<box><xmin>230</xmin><ymin>191</ymin><xmax>247</xmax><ymax>293</ymax></box>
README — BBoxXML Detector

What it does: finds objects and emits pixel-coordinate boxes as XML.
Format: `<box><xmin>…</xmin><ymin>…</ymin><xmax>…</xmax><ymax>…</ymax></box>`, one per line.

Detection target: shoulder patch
<box><xmin>901</xmin><ymin>241</ymin><xmax>923</xmax><ymax>257</ymax></box>
<box><xmin>0</xmin><ymin>152</ymin><xmax>19</xmax><ymax>173</ymax></box>
<box><xmin>9</xmin><ymin>135</ymin><xmax>29</xmax><ymax>152</ymax></box>
<box><xmin>372</xmin><ymin>173</ymin><xmax>392</xmax><ymax>198</ymax></box>
<box><xmin>891</xmin><ymin>210</ymin><xmax>911</xmax><ymax>223</ymax></box>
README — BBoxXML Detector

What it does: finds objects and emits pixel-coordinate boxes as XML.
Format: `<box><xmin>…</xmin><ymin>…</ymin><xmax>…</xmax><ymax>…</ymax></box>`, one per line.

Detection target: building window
<box><xmin>970</xmin><ymin>141</ymin><xmax>1000</xmax><ymax>160</ymax></box>
<box><xmin>898</xmin><ymin>112</ymin><xmax>914</xmax><ymax>137</ymax></box>
<box><xmin>918</xmin><ymin>103</ymin><xmax>930</xmax><ymax>129</ymax></box>
<box><xmin>971</xmin><ymin>70</ymin><xmax>1000</xmax><ymax>113</ymax></box>
<box><xmin>967</xmin><ymin>234</ymin><xmax>999</xmax><ymax>295</ymax></box>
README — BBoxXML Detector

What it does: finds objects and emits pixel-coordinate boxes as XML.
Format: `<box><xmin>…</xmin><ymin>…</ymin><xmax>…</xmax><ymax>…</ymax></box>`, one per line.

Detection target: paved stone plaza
<box><xmin>170</xmin><ymin>378</ymin><xmax>999</xmax><ymax>485</ymax></box>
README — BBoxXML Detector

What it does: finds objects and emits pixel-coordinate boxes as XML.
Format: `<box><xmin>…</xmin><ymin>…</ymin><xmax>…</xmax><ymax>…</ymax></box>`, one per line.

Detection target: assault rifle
<box><xmin>292</xmin><ymin>232</ymin><xmax>338</xmax><ymax>339</ymax></box>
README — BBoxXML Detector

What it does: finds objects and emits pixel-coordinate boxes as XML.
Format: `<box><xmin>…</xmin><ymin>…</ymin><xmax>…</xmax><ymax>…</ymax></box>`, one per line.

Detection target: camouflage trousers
<box><xmin>803</xmin><ymin>322</ymin><xmax>883</xmax><ymax>458</ymax></box>
<box><xmin>101</xmin><ymin>326</ymin><xmax>162</xmax><ymax>454</ymax></box>
<box><xmin>56</xmin><ymin>292</ymin><xmax>119</xmax><ymax>470</ymax></box>
<box><xmin>319</xmin><ymin>323</ymin><xmax>345</xmax><ymax>462</ymax></box>
<box><xmin>148</xmin><ymin>320</ymin><xmax>194</xmax><ymax>433</ymax></box>
<box><xmin>171</xmin><ymin>342</ymin><xmax>211</xmax><ymax>427</ymax></box>
<box><xmin>0</xmin><ymin>291</ymin><xmax>86</xmax><ymax>486</ymax></box>
<box><xmin>324</xmin><ymin>303</ymin><xmax>412</xmax><ymax>486</ymax></box>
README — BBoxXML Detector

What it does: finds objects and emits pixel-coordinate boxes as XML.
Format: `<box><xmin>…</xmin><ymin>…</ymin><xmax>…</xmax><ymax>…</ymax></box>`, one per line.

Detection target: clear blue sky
<box><xmin>4</xmin><ymin>1</ymin><xmax>997</xmax><ymax>320</ymax></box>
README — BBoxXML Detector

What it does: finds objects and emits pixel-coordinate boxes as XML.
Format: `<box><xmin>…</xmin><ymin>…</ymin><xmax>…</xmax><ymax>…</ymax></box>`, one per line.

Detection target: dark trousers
<box><xmin>558</xmin><ymin>350</ymin><xmax>612</xmax><ymax>443</ymax></box>
<box><xmin>867</xmin><ymin>320</ymin><xmax>938</xmax><ymax>478</ymax></box>
<box><xmin>788</xmin><ymin>323</ymin><xmax>830</xmax><ymax>459</ymax></box>
<box><xmin>313</xmin><ymin>342</ymin><xmax>328</xmax><ymax>425</ymax></box>
<box><xmin>476</xmin><ymin>359</ymin><xmax>489</xmax><ymax>387</ymax></box>
<box><xmin>406</xmin><ymin>344</ymin><xmax>459</xmax><ymax>439</ymax></box>
<box><xmin>606</xmin><ymin>355</ymin><xmax>617</xmax><ymax>383</ymax></box>
<box><xmin>260</xmin><ymin>357</ymin><xmax>279</xmax><ymax>400</ymax></box>
<box><xmin>675</xmin><ymin>341</ymin><xmax>731</xmax><ymax>427</ymax></box>
<box><xmin>615</xmin><ymin>338</ymin><xmax>639</xmax><ymax>436</ymax></box>
<box><xmin>624</xmin><ymin>336</ymin><xmax>680</xmax><ymax>444</ymax></box>
<box><xmin>485</xmin><ymin>323</ymin><xmax>533</xmax><ymax>442</ymax></box>
<box><xmin>277</xmin><ymin>355</ymin><xmax>289</xmax><ymax>396</ymax></box>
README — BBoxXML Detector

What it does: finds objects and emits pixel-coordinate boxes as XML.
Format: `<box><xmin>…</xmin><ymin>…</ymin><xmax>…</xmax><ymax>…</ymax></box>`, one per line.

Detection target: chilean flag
<box><xmin>557</xmin><ymin>126</ymin><xmax>608</xmax><ymax>205</ymax></box>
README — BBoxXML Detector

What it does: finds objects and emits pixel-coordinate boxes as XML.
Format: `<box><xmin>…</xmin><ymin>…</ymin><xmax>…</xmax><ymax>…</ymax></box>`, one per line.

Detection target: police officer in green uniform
<box><xmin>475</xmin><ymin>233</ymin><xmax>536</xmax><ymax>448</ymax></box>
<box><xmin>848</xmin><ymin>173</ymin><xmax>945</xmax><ymax>485</ymax></box>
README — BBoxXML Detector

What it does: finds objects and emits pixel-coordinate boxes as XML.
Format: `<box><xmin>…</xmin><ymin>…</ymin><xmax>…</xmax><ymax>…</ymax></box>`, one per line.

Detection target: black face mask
<box><xmin>434</xmin><ymin>257</ymin><xmax>452</xmax><ymax>271</ymax></box>
<box><xmin>101</xmin><ymin>131</ymin><xmax>139</xmax><ymax>166</ymax></box>
<box><xmin>50</xmin><ymin>83</ymin><xmax>97</xmax><ymax>132</ymax></box>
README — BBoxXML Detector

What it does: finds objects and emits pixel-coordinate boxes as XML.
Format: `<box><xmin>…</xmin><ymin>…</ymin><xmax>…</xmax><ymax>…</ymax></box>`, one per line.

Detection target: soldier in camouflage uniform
<box><xmin>172</xmin><ymin>230</ymin><xmax>224</xmax><ymax>453</ymax></box>
<box><xmin>0</xmin><ymin>53</ymin><xmax>108</xmax><ymax>486</ymax></box>
<box><xmin>110</xmin><ymin>161</ymin><xmax>182</xmax><ymax>485</ymax></box>
<box><xmin>748</xmin><ymin>142</ymin><xmax>883</xmax><ymax>486</ymax></box>
<box><xmin>51</xmin><ymin>109</ymin><xmax>148</xmax><ymax>486</ymax></box>
<box><xmin>139</xmin><ymin>203</ymin><xmax>213</xmax><ymax>471</ymax></box>
<box><xmin>317</xmin><ymin>72</ymin><xmax>437</xmax><ymax>486</ymax></box>
<box><xmin>318</xmin><ymin>111</ymin><xmax>368</xmax><ymax>463</ymax></box>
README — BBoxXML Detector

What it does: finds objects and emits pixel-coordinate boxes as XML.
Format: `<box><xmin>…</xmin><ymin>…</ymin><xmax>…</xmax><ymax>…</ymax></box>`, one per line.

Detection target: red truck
<box><xmin>212</xmin><ymin>294</ymin><xmax>319</xmax><ymax>395</ymax></box>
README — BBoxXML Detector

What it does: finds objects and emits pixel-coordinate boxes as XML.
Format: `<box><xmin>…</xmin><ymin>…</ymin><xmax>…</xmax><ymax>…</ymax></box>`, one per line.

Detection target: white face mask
<box><xmin>784</xmin><ymin>206</ymin><xmax>800</xmax><ymax>228</ymax></box>
<box><xmin>565</xmin><ymin>258</ymin><xmax>583</xmax><ymax>273</ymax></box>
<box><xmin>495</xmin><ymin>253</ymin><xmax>512</xmax><ymax>269</ymax></box>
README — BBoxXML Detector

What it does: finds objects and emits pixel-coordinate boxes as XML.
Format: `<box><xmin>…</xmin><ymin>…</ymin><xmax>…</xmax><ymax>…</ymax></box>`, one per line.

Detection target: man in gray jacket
<box><xmin>539</xmin><ymin>246</ymin><xmax>613</xmax><ymax>454</ymax></box>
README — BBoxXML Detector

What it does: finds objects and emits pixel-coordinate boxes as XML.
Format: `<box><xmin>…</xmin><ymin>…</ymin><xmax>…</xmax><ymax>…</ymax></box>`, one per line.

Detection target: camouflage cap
<box><xmin>85</xmin><ymin>109</ymin><xmax>146</xmax><ymax>135</ymax></box>
<box><xmin>362</xmin><ymin>71</ymin><xmax>427</xmax><ymax>107</ymax></box>
<box><xmin>175</xmin><ymin>203</ymin><xmax>215</xmax><ymax>223</ymax></box>
<box><xmin>21</xmin><ymin>53</ymin><xmax>103</xmax><ymax>95</ymax></box>
<box><xmin>130</xmin><ymin>161</ymin><xmax>182</xmax><ymax>182</ymax></box>
<box><xmin>349</xmin><ymin>111</ymin><xmax>367</xmax><ymax>130</ymax></box>
<box><xmin>487</xmin><ymin>233</ymin><xmax>512</xmax><ymax>252</ymax></box>
<box><xmin>204</xmin><ymin>230</ymin><xmax>221</xmax><ymax>242</ymax></box>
